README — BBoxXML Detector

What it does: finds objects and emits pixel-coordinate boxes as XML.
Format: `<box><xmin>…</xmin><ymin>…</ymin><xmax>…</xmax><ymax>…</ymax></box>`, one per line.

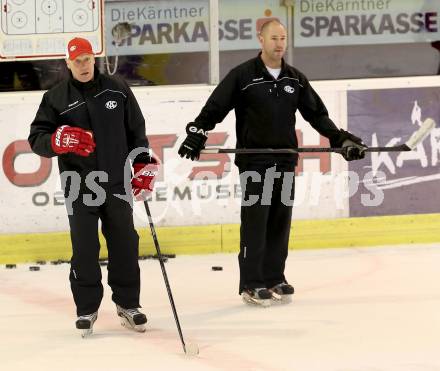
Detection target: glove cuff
<box><xmin>51</xmin><ymin>125</ymin><xmax>69</xmax><ymax>154</ymax></box>
<box><xmin>331</xmin><ymin>129</ymin><xmax>364</xmax><ymax>147</ymax></box>
<box><xmin>186</xmin><ymin>122</ymin><xmax>209</xmax><ymax>138</ymax></box>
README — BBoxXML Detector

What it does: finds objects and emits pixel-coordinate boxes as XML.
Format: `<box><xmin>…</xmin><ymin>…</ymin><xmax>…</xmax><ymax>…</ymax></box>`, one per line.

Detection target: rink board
<box><xmin>1</xmin><ymin>76</ymin><xmax>440</xmax><ymax>262</ymax></box>
<box><xmin>1</xmin><ymin>213</ymin><xmax>439</xmax><ymax>264</ymax></box>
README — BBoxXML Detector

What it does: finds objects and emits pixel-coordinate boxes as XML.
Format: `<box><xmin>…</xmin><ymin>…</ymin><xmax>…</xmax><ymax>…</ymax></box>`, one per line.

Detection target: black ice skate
<box><xmin>116</xmin><ymin>305</ymin><xmax>147</xmax><ymax>332</ymax></box>
<box><xmin>241</xmin><ymin>288</ymin><xmax>272</xmax><ymax>307</ymax></box>
<box><xmin>269</xmin><ymin>282</ymin><xmax>294</xmax><ymax>303</ymax></box>
<box><xmin>76</xmin><ymin>311</ymin><xmax>98</xmax><ymax>338</ymax></box>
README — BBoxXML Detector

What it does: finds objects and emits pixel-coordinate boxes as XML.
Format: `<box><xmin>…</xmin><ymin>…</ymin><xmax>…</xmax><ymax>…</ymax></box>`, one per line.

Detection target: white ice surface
<box><xmin>0</xmin><ymin>244</ymin><xmax>439</xmax><ymax>371</ymax></box>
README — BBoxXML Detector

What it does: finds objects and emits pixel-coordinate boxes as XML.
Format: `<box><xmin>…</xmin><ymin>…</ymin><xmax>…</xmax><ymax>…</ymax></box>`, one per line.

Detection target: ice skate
<box><xmin>76</xmin><ymin>312</ymin><xmax>98</xmax><ymax>338</ymax></box>
<box><xmin>241</xmin><ymin>288</ymin><xmax>272</xmax><ymax>307</ymax></box>
<box><xmin>116</xmin><ymin>305</ymin><xmax>147</xmax><ymax>332</ymax></box>
<box><xmin>269</xmin><ymin>283</ymin><xmax>294</xmax><ymax>304</ymax></box>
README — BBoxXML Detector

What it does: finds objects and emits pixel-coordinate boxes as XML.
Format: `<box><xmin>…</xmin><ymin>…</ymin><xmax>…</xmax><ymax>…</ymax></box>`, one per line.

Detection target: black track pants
<box><xmin>238</xmin><ymin>164</ymin><xmax>295</xmax><ymax>294</ymax></box>
<box><xmin>68</xmin><ymin>194</ymin><xmax>140</xmax><ymax>316</ymax></box>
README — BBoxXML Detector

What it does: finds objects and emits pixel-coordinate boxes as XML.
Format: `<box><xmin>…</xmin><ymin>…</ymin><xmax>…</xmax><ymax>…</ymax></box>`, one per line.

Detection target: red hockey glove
<box><xmin>51</xmin><ymin>125</ymin><xmax>96</xmax><ymax>157</ymax></box>
<box><xmin>131</xmin><ymin>157</ymin><xmax>159</xmax><ymax>200</ymax></box>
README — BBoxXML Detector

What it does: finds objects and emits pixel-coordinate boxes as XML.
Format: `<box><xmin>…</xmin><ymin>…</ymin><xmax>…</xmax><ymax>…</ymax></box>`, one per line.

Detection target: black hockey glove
<box><xmin>337</xmin><ymin>129</ymin><xmax>367</xmax><ymax>161</ymax></box>
<box><xmin>178</xmin><ymin>123</ymin><xmax>208</xmax><ymax>161</ymax></box>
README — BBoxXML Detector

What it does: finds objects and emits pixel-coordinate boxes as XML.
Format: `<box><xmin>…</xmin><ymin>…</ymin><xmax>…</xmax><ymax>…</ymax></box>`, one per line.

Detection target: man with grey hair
<box><xmin>179</xmin><ymin>20</ymin><xmax>366</xmax><ymax>306</ymax></box>
<box><xmin>28</xmin><ymin>37</ymin><xmax>158</xmax><ymax>335</ymax></box>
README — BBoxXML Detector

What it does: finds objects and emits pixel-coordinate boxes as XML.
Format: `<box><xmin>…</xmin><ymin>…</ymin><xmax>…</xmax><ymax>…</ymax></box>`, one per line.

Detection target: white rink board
<box><xmin>2</xmin><ymin>75</ymin><xmax>440</xmax><ymax>234</ymax></box>
<box><xmin>0</xmin><ymin>83</ymin><xmax>347</xmax><ymax>233</ymax></box>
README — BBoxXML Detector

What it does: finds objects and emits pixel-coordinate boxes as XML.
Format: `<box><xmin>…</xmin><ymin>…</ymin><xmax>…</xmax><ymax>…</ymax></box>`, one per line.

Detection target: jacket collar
<box><xmin>256</xmin><ymin>52</ymin><xmax>286</xmax><ymax>79</ymax></box>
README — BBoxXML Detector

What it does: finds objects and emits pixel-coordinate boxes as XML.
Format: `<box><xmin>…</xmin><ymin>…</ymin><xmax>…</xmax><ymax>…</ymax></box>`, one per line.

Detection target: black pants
<box><xmin>238</xmin><ymin>164</ymin><xmax>295</xmax><ymax>294</ymax></box>
<box><xmin>68</xmin><ymin>194</ymin><xmax>140</xmax><ymax>316</ymax></box>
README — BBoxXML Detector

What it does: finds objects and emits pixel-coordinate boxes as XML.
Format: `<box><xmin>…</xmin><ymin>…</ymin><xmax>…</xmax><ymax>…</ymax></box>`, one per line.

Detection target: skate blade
<box><xmin>120</xmin><ymin>317</ymin><xmax>146</xmax><ymax>332</ymax></box>
<box><xmin>80</xmin><ymin>328</ymin><xmax>93</xmax><ymax>338</ymax></box>
<box><xmin>241</xmin><ymin>293</ymin><xmax>271</xmax><ymax>307</ymax></box>
<box><xmin>271</xmin><ymin>292</ymin><xmax>293</xmax><ymax>304</ymax></box>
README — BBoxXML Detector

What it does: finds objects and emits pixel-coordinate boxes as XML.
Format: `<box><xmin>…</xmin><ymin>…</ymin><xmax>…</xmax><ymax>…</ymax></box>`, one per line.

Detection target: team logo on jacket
<box><xmin>284</xmin><ymin>86</ymin><xmax>295</xmax><ymax>94</ymax></box>
<box><xmin>105</xmin><ymin>100</ymin><xmax>117</xmax><ymax>109</ymax></box>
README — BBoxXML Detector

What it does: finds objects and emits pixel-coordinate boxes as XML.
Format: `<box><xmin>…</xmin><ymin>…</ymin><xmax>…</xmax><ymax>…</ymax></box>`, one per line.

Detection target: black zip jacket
<box><xmin>28</xmin><ymin>68</ymin><xmax>149</xmax><ymax>193</ymax></box>
<box><xmin>194</xmin><ymin>53</ymin><xmax>345</xmax><ymax>167</ymax></box>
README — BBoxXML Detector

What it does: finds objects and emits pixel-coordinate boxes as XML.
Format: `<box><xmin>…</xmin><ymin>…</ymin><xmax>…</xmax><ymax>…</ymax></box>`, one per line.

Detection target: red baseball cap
<box><xmin>67</xmin><ymin>37</ymin><xmax>94</xmax><ymax>60</ymax></box>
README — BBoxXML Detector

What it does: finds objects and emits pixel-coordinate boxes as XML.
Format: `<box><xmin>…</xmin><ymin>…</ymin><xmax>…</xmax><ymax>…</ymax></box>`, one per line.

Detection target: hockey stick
<box><xmin>143</xmin><ymin>200</ymin><xmax>199</xmax><ymax>356</ymax></box>
<box><xmin>200</xmin><ymin>118</ymin><xmax>435</xmax><ymax>155</ymax></box>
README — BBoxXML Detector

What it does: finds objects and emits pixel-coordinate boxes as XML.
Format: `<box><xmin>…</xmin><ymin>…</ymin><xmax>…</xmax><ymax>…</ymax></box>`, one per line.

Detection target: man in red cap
<box><xmin>65</xmin><ymin>37</ymin><xmax>96</xmax><ymax>83</ymax></box>
<box><xmin>28</xmin><ymin>37</ymin><xmax>158</xmax><ymax>337</ymax></box>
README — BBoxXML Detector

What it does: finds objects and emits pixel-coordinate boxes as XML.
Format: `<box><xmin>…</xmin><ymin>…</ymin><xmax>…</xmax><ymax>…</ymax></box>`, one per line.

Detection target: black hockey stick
<box><xmin>143</xmin><ymin>200</ymin><xmax>199</xmax><ymax>356</ymax></box>
<box><xmin>201</xmin><ymin>118</ymin><xmax>435</xmax><ymax>155</ymax></box>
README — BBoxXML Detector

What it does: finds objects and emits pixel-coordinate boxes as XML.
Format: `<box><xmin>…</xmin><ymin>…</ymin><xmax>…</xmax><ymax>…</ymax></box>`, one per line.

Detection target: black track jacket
<box><xmin>28</xmin><ymin>68</ymin><xmax>148</xmax><ymax>193</ymax></box>
<box><xmin>194</xmin><ymin>53</ymin><xmax>344</xmax><ymax>167</ymax></box>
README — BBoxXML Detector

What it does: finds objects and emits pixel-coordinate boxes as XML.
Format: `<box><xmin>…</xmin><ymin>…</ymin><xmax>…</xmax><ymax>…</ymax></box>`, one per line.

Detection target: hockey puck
<box><xmin>36</xmin><ymin>260</ymin><xmax>46</xmax><ymax>265</ymax></box>
<box><xmin>163</xmin><ymin>254</ymin><xmax>176</xmax><ymax>259</ymax></box>
<box><xmin>5</xmin><ymin>264</ymin><xmax>16</xmax><ymax>269</ymax></box>
<box><xmin>211</xmin><ymin>266</ymin><xmax>223</xmax><ymax>271</ymax></box>
<box><xmin>99</xmin><ymin>261</ymin><xmax>108</xmax><ymax>266</ymax></box>
<box><xmin>29</xmin><ymin>266</ymin><xmax>40</xmax><ymax>271</ymax></box>
<box><xmin>50</xmin><ymin>260</ymin><xmax>62</xmax><ymax>265</ymax></box>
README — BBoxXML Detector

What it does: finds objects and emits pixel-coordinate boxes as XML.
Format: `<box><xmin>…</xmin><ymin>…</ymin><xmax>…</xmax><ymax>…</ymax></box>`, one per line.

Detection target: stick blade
<box><xmin>405</xmin><ymin>118</ymin><xmax>436</xmax><ymax>150</ymax></box>
<box><xmin>184</xmin><ymin>342</ymin><xmax>199</xmax><ymax>357</ymax></box>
